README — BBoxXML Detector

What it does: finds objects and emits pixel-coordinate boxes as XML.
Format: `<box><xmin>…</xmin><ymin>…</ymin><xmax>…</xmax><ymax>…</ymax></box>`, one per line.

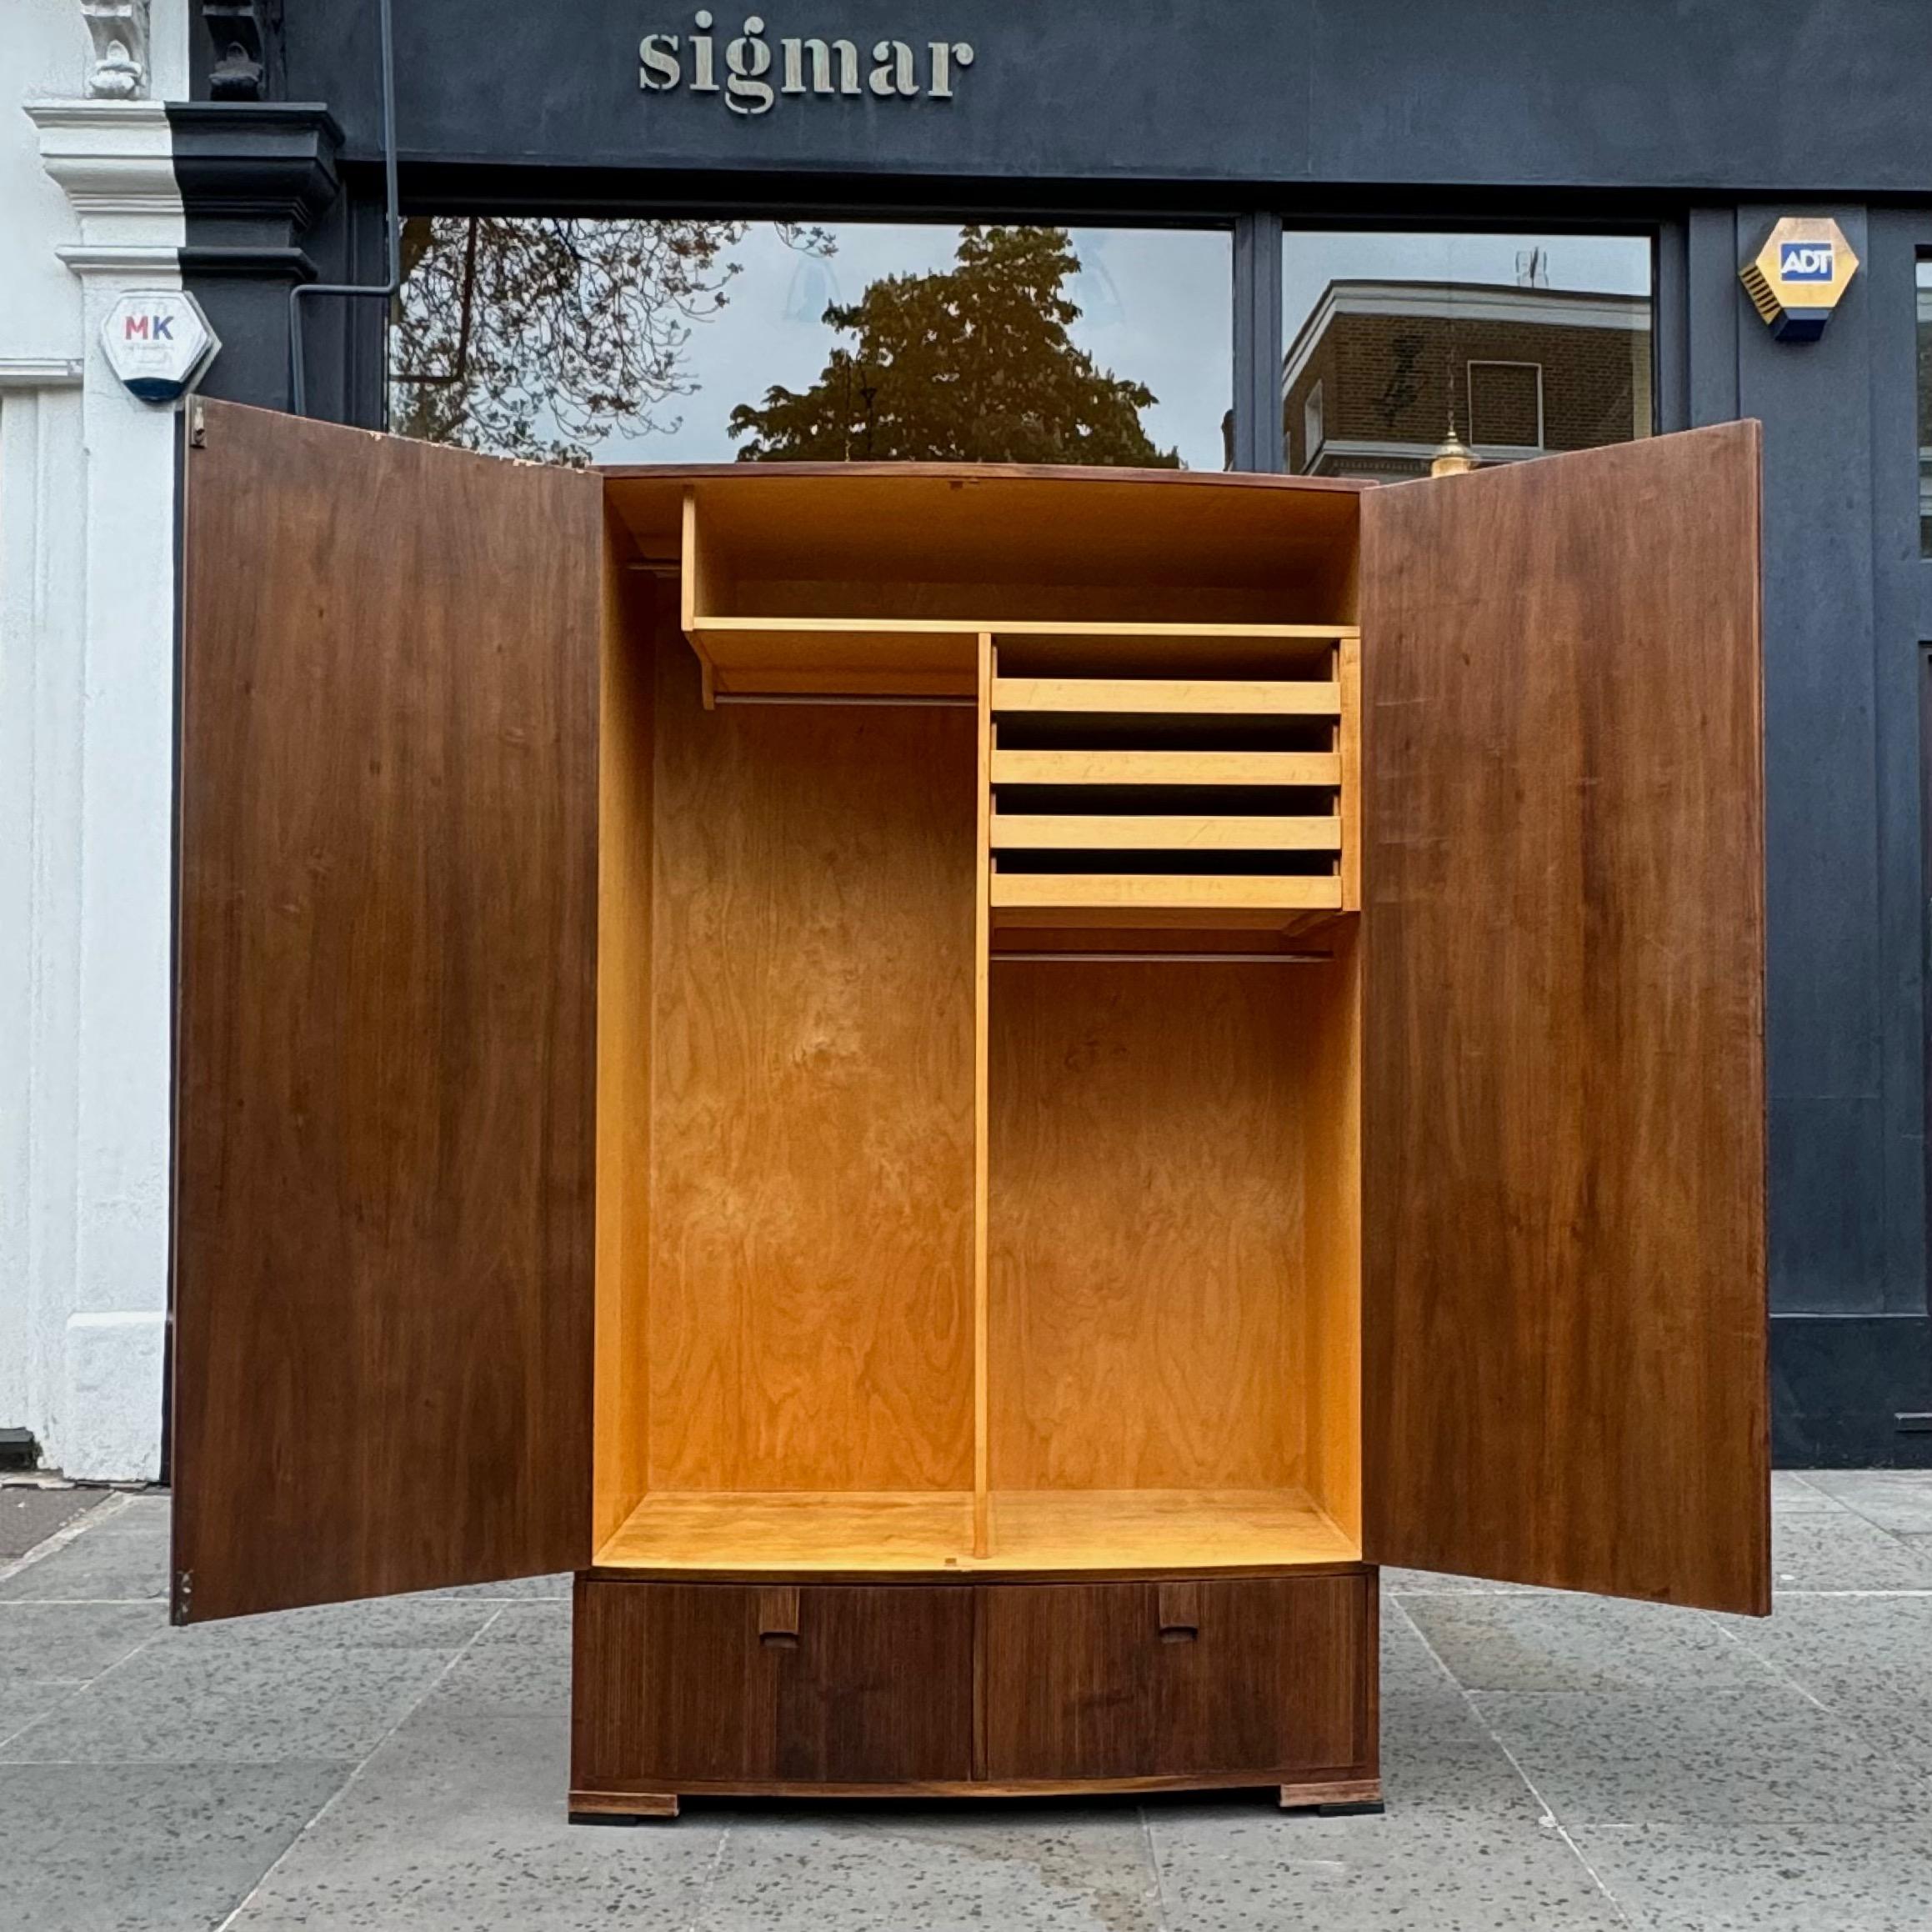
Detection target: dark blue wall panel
<box><xmin>268</xmin><ymin>1</ymin><xmax>1932</xmax><ymax>193</ymax></box>
<box><xmin>1738</xmin><ymin>204</ymin><xmax>1885</xmax><ymax>1314</ymax></box>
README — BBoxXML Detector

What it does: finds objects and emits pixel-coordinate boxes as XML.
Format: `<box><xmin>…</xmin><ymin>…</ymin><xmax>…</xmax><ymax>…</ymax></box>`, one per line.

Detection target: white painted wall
<box><xmin>2</xmin><ymin>0</ymin><xmax>190</xmax><ymax>1479</ymax></box>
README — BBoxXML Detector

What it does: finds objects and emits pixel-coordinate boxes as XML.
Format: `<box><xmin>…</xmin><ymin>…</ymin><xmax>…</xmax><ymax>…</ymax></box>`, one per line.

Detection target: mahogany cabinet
<box><xmin>169</xmin><ymin>401</ymin><xmax>1769</xmax><ymax>1817</ymax></box>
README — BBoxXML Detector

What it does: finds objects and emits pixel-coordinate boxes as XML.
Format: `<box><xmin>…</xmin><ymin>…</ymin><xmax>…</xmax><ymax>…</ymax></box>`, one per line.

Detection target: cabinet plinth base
<box><xmin>569</xmin><ymin>1790</ymin><xmax>679</xmax><ymax>1824</ymax></box>
<box><xmin>1279</xmin><ymin>1776</ymin><xmax>1384</xmax><ymax>1814</ymax></box>
<box><xmin>568</xmin><ymin>1774</ymin><xmax>1380</xmax><ymax>1818</ymax></box>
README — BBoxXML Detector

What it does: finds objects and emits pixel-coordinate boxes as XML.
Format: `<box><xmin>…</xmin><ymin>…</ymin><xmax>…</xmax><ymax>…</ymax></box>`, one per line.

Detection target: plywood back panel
<box><xmin>646</xmin><ymin>635</ymin><xmax>976</xmax><ymax>1491</ymax></box>
<box><xmin>989</xmin><ymin>962</ymin><xmax>1329</xmax><ymax>1491</ymax></box>
<box><xmin>593</xmin><ymin>526</ymin><xmax>660</xmax><ymax>1549</ymax></box>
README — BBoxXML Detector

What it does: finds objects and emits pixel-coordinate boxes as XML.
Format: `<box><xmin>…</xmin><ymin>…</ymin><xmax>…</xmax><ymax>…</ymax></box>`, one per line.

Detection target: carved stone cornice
<box><xmin>28</xmin><ymin>102</ymin><xmax>183</xmax><ymax>282</ymax></box>
<box><xmin>28</xmin><ymin>101</ymin><xmax>178</xmax><ymax>218</ymax></box>
<box><xmin>166</xmin><ymin>102</ymin><xmax>342</xmax><ymax>233</ymax></box>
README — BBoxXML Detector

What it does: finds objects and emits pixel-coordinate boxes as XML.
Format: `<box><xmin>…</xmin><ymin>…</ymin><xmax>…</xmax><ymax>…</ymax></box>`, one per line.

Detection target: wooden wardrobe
<box><xmin>170</xmin><ymin>401</ymin><xmax>1769</xmax><ymax>1817</ymax></box>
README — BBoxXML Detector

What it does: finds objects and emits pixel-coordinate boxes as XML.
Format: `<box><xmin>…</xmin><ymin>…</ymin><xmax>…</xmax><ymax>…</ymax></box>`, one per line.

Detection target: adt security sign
<box><xmin>100</xmin><ymin>291</ymin><xmax>219</xmax><ymax>403</ymax></box>
<box><xmin>1739</xmin><ymin>217</ymin><xmax>1859</xmax><ymax>343</ymax></box>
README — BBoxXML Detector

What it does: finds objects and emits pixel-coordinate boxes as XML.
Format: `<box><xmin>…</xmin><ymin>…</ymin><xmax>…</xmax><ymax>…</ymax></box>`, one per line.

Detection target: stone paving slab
<box><xmin>1767</xmin><ymin>1469</ymin><xmax>1844</xmax><ymax>1514</ymax></box>
<box><xmin>0</xmin><ymin>1485</ymin><xmax>105</xmax><ymax>1558</ymax></box>
<box><xmin>228</xmin><ymin>1707</ymin><xmax>728</xmax><ymax>1932</ymax></box>
<box><xmin>0</xmin><ymin>1599</ymin><xmax>166</xmax><ymax>1687</ymax></box>
<box><xmin>1469</xmin><ymin>1684</ymin><xmax>1932</xmax><ymax>1829</ymax></box>
<box><xmin>0</xmin><ymin>1761</ymin><xmax>352</xmax><ymax>1932</ymax></box>
<box><xmin>0</xmin><ymin>1632</ymin><xmax>465</xmax><ymax>1766</ymax></box>
<box><xmin>1569</xmin><ymin>1822</ymin><xmax>1932</xmax><ymax>1932</ymax></box>
<box><xmin>1802</xmin><ymin>1469</ymin><xmax>1932</xmax><ymax>1535</ymax></box>
<box><xmin>1144</xmin><ymin>1799</ymin><xmax>1627</xmax><ymax>1932</ymax></box>
<box><xmin>0</xmin><ymin>1514</ymin><xmax>169</xmax><ymax>1602</ymax></box>
<box><xmin>1766</xmin><ymin>1511</ymin><xmax>1932</xmax><ymax>1591</ymax></box>
<box><xmin>705</xmin><ymin>1806</ymin><xmax>1164</xmax><ymax>1932</ymax></box>
<box><xmin>0</xmin><ymin>1679</ymin><xmax>85</xmax><ymax>1743</ymax></box>
<box><xmin>1402</xmin><ymin>1591</ymin><xmax>1781</xmax><ymax>1694</ymax></box>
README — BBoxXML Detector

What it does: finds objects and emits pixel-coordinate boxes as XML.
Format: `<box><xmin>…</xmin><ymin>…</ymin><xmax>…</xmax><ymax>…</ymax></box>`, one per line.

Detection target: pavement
<box><xmin>1</xmin><ymin>1470</ymin><xmax>1930</xmax><ymax>1930</ymax></box>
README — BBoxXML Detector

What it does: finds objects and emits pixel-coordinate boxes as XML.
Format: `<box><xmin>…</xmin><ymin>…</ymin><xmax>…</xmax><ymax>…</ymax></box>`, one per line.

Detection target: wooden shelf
<box><xmin>991</xmin><ymin>749</ymin><xmax>1341</xmax><ymax>788</ymax></box>
<box><xmin>992</xmin><ymin>676</ymin><xmax>1341</xmax><ymax>716</ymax></box>
<box><xmin>992</xmin><ymin>813</ymin><xmax>1340</xmax><ymax>852</ymax></box>
<box><xmin>593</xmin><ymin>1489</ymin><xmax>1360</xmax><ymax>1576</ymax></box>
<box><xmin>688</xmin><ymin>622</ymin><xmax>979</xmax><ymax>698</ymax></box>
<box><xmin>682</xmin><ymin>618</ymin><xmax>1359</xmax><ymax>700</ymax></box>
<box><xmin>991</xmin><ymin>875</ymin><xmax>1344</xmax><ymax>914</ymax></box>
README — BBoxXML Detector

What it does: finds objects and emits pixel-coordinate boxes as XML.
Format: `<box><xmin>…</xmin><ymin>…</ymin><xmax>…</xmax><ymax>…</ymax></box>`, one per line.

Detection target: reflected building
<box><xmin>1282</xmin><ymin>280</ymin><xmax>1653</xmax><ymax>479</ymax></box>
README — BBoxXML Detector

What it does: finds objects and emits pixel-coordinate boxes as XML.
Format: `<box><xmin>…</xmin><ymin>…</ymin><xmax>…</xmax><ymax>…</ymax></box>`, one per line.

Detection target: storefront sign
<box><xmin>639</xmin><ymin>13</ymin><xmax>974</xmax><ymax>113</ymax></box>
<box><xmin>1739</xmin><ymin>216</ymin><xmax>1859</xmax><ymax>342</ymax></box>
<box><xmin>99</xmin><ymin>290</ymin><xmax>220</xmax><ymax>403</ymax></box>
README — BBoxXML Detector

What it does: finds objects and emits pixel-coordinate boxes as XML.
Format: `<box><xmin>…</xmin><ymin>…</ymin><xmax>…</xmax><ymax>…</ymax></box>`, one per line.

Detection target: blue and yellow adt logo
<box><xmin>1740</xmin><ymin>217</ymin><xmax>1859</xmax><ymax>342</ymax></box>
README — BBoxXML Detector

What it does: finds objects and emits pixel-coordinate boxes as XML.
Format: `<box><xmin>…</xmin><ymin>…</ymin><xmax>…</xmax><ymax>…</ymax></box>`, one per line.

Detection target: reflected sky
<box><xmin>1284</xmin><ymin>232</ymin><xmax>1651</xmax><ymax>338</ymax></box>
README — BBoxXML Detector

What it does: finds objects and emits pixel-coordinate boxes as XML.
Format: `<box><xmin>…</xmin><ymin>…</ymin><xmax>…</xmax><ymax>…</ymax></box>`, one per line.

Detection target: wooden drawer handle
<box><xmin>758</xmin><ymin>1585</ymin><xmax>799</xmax><ymax>1648</ymax></box>
<box><xmin>1158</xmin><ymin>1581</ymin><xmax>1199</xmax><ymax>1642</ymax></box>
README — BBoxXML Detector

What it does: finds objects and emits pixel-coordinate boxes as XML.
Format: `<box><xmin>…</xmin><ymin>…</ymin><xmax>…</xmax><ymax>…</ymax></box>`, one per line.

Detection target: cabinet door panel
<box><xmin>1359</xmin><ymin>423</ymin><xmax>1769</xmax><ymax>1612</ymax></box>
<box><xmin>981</xmin><ymin>1577</ymin><xmax>1370</xmax><ymax>1782</ymax></box>
<box><xmin>173</xmin><ymin>401</ymin><xmax>602</xmax><ymax>1620</ymax></box>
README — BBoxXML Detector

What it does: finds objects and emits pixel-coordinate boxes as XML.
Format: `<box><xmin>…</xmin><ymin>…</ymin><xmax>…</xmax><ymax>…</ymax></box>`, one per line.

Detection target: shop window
<box><xmin>1917</xmin><ymin>259</ymin><xmax>1931</xmax><ymax>555</ymax></box>
<box><xmin>388</xmin><ymin>218</ymin><xmax>1231</xmax><ymax>470</ymax></box>
<box><xmin>1282</xmin><ymin>231</ymin><xmax>1652</xmax><ymax>478</ymax></box>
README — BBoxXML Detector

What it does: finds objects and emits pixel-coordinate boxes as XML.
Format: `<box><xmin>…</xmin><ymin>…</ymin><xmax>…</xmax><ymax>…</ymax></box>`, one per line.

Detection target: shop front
<box><xmin>165</xmin><ymin>0</ymin><xmax>1932</xmax><ymax>1474</ymax></box>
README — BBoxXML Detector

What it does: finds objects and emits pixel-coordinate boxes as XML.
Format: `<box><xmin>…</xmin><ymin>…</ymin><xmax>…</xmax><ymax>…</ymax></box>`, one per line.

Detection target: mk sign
<box><xmin>100</xmin><ymin>290</ymin><xmax>218</xmax><ymax>403</ymax></box>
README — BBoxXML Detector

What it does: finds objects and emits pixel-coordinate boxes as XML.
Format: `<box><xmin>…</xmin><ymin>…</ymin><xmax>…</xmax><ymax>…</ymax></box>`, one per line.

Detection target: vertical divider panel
<box><xmin>1336</xmin><ymin>632</ymin><xmax>1361</xmax><ymax>911</ymax></box>
<box><xmin>974</xmin><ymin>631</ymin><xmax>995</xmax><ymax>1559</ymax></box>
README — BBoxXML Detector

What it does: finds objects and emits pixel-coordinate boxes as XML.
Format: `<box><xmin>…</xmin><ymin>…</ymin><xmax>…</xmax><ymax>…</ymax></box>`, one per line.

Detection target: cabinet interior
<box><xmin>591</xmin><ymin>469</ymin><xmax>1364</xmax><ymax>1577</ymax></box>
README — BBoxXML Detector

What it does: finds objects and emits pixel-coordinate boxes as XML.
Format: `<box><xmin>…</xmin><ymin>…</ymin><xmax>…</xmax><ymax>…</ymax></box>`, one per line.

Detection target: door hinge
<box><xmin>172</xmin><ymin>1567</ymin><xmax>193</xmax><ymax>1622</ymax></box>
<box><xmin>188</xmin><ymin>398</ymin><xmax>207</xmax><ymax>448</ymax></box>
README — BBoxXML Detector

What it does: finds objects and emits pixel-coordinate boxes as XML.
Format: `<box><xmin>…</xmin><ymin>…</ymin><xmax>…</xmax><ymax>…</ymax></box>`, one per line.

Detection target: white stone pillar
<box><xmin>4</xmin><ymin>1</ymin><xmax>188</xmax><ymax>1479</ymax></box>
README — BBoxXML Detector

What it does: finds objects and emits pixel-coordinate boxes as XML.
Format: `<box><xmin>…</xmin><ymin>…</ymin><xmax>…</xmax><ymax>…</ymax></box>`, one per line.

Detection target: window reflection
<box><xmin>1281</xmin><ymin>233</ymin><xmax>1653</xmax><ymax>478</ymax></box>
<box><xmin>390</xmin><ymin>218</ymin><xmax>1231</xmax><ymax>469</ymax></box>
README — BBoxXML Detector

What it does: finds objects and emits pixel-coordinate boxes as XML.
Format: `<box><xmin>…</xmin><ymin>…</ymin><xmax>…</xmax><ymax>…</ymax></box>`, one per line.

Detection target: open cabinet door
<box><xmin>1359</xmin><ymin>423</ymin><xmax>1769</xmax><ymax>1614</ymax></box>
<box><xmin>172</xmin><ymin>402</ymin><xmax>602</xmax><ymax>1621</ymax></box>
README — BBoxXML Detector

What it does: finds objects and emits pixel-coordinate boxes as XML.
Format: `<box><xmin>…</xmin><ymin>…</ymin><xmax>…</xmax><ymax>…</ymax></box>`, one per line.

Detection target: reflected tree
<box><xmin>390</xmin><ymin>216</ymin><xmax>829</xmax><ymax>465</ymax></box>
<box><xmin>728</xmin><ymin>226</ymin><xmax>1179</xmax><ymax>465</ymax></box>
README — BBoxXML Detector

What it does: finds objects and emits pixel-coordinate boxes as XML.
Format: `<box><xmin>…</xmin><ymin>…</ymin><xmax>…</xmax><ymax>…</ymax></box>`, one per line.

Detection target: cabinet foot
<box><xmin>569</xmin><ymin>1789</ymin><xmax>679</xmax><ymax>1824</ymax></box>
<box><xmin>1279</xmin><ymin>1777</ymin><xmax>1382</xmax><ymax>1815</ymax></box>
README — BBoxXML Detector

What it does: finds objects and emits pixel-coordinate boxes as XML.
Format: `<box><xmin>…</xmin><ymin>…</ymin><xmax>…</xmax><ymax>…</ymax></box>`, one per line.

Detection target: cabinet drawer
<box><xmin>981</xmin><ymin>1574</ymin><xmax>1372</xmax><ymax>1783</ymax></box>
<box><xmin>572</xmin><ymin>1579</ymin><xmax>975</xmax><ymax>1789</ymax></box>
